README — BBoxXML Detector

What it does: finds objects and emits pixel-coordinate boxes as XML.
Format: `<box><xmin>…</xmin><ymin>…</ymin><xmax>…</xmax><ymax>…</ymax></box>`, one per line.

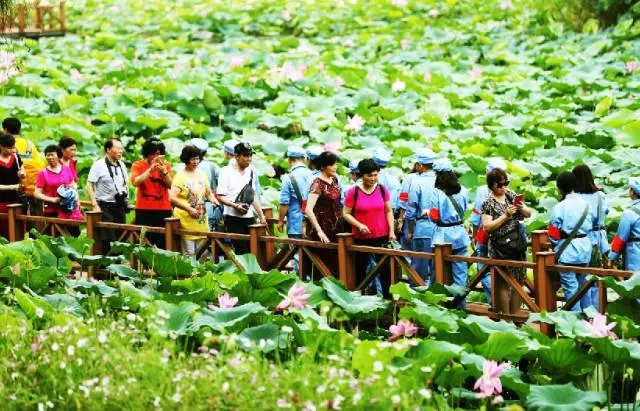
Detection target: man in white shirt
<box><xmin>217</xmin><ymin>142</ymin><xmax>267</xmax><ymax>255</ymax></box>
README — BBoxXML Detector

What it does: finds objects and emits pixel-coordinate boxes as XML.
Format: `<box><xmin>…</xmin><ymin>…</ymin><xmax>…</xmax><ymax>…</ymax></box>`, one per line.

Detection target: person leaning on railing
<box><xmin>606</xmin><ymin>178</ymin><xmax>640</xmax><ymax>274</ymax></box>
<box><xmin>481</xmin><ymin>167</ymin><xmax>532</xmax><ymax>315</ymax></box>
<box><xmin>547</xmin><ymin>171</ymin><xmax>594</xmax><ymax>312</ymax></box>
<box><xmin>130</xmin><ymin>138</ymin><xmax>173</xmax><ymax>249</ymax></box>
<box><xmin>343</xmin><ymin>159</ymin><xmax>395</xmax><ymax>298</ymax></box>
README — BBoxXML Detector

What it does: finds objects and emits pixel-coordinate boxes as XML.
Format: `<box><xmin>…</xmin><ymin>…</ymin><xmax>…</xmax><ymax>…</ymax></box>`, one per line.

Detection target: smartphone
<box><xmin>514</xmin><ymin>194</ymin><xmax>524</xmax><ymax>205</ymax></box>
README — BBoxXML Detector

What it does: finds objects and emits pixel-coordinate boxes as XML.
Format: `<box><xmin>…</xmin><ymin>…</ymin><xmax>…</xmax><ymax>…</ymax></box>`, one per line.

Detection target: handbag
<box><xmin>234</xmin><ymin>170</ymin><xmax>255</xmax><ymax>205</ymax></box>
<box><xmin>491</xmin><ymin>227</ymin><xmax>527</xmax><ymax>259</ymax></box>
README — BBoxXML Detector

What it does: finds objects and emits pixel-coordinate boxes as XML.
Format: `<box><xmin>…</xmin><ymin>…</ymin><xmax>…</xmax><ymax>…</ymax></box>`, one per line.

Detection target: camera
<box><xmin>115</xmin><ymin>192</ymin><xmax>127</xmax><ymax>204</ymax></box>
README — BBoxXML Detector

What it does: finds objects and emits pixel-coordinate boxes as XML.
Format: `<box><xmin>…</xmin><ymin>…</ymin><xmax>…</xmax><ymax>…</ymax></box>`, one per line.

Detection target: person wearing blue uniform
<box><xmin>348</xmin><ymin>160</ymin><xmax>361</xmax><ymax>185</ymax></box>
<box><xmin>306</xmin><ymin>146</ymin><xmax>323</xmax><ymax>177</ymax></box>
<box><xmin>607</xmin><ymin>179</ymin><xmax>640</xmax><ymax>274</ymax></box>
<box><xmin>373</xmin><ymin>148</ymin><xmax>401</xmax><ymax>214</ymax></box>
<box><xmin>548</xmin><ymin>172</ymin><xmax>593</xmax><ymax>312</ymax></box>
<box><xmin>187</xmin><ymin>138</ymin><xmax>222</xmax><ymax>232</ymax></box>
<box><xmin>471</xmin><ymin>158</ymin><xmax>507</xmax><ymax>304</ymax></box>
<box><xmin>224</xmin><ymin>139</ymin><xmax>239</xmax><ymax>163</ymax></box>
<box><xmin>407</xmin><ymin>148</ymin><xmax>437</xmax><ymax>284</ymax></box>
<box><xmin>277</xmin><ymin>146</ymin><xmax>314</xmax><ymax>273</ymax></box>
<box><xmin>573</xmin><ymin>164</ymin><xmax>609</xmax><ymax>310</ymax></box>
<box><xmin>425</xmin><ymin>158</ymin><xmax>470</xmax><ymax>307</ymax></box>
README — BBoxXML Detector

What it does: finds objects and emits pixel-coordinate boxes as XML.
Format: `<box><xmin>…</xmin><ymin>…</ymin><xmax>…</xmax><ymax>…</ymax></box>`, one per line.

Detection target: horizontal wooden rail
<box><xmin>16</xmin><ymin>214</ymin><xmax>84</xmax><ymax>226</ymax></box>
<box><xmin>546</xmin><ymin>264</ymin><xmax>632</xmax><ymax>278</ymax></box>
<box><xmin>445</xmin><ymin>254</ymin><xmax>537</xmax><ymax>269</ymax></box>
<box><xmin>260</xmin><ymin>235</ymin><xmax>338</xmax><ymax>250</ymax></box>
<box><xmin>176</xmin><ymin>228</ymin><xmax>250</xmax><ymax>241</ymax></box>
<box><xmin>349</xmin><ymin>245</ymin><xmax>433</xmax><ymax>259</ymax></box>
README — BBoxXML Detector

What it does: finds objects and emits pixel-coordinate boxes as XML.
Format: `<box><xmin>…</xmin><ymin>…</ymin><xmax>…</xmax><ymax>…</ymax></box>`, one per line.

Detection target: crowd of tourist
<box><xmin>1</xmin><ymin>116</ymin><xmax>639</xmax><ymax>311</ymax></box>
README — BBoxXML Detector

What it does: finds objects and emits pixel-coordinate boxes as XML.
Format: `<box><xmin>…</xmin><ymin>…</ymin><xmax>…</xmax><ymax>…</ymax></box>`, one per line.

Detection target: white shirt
<box><xmin>217</xmin><ymin>163</ymin><xmax>259</xmax><ymax>218</ymax></box>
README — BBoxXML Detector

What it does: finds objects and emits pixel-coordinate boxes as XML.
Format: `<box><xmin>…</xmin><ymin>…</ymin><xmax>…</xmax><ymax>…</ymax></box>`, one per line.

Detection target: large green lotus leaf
<box><xmin>526</xmin><ymin>384</ymin><xmax>605</xmax><ymax>411</ymax></box>
<box><xmin>532</xmin><ymin>339</ymin><xmax>596</xmax><ymax>376</ymax></box>
<box><xmin>115</xmin><ymin>282</ymin><xmax>155</xmax><ymax>310</ymax></box>
<box><xmin>153</xmin><ymin>301</ymin><xmax>200</xmax><ymax>335</ymax></box>
<box><xmin>25</xmin><ymin>266</ymin><xmax>60</xmax><ymax>292</ymax></box>
<box><xmin>190</xmin><ymin>302</ymin><xmax>266</xmax><ymax>333</ymax></box>
<box><xmin>528</xmin><ymin>310</ymin><xmax>582</xmax><ymax>338</ymax></box>
<box><xmin>587</xmin><ymin>338</ymin><xmax>640</xmax><ymax>364</ymax></box>
<box><xmin>246</xmin><ymin>270</ymin><xmax>297</xmax><ymax>289</ymax></box>
<box><xmin>0</xmin><ymin>97</ymin><xmax>49</xmax><ymax>116</ymax></box>
<box><xmin>13</xmin><ymin>288</ymin><xmax>54</xmax><ymax>320</ymax></box>
<box><xmin>474</xmin><ymin>332</ymin><xmax>528</xmax><ymax>362</ymax></box>
<box><xmin>601</xmin><ymin>109</ymin><xmax>637</xmax><ymax>128</ymax></box>
<box><xmin>237</xmin><ymin>323</ymin><xmax>288</xmax><ymax>353</ymax></box>
<box><xmin>352</xmin><ymin>340</ymin><xmax>409</xmax><ymax>376</ymax></box>
<box><xmin>321</xmin><ymin>277</ymin><xmax>389</xmax><ymax>319</ymax></box>
<box><xmin>399</xmin><ymin>300</ymin><xmax>458</xmax><ymax>333</ymax></box>
<box><xmin>64</xmin><ymin>278</ymin><xmax>119</xmax><ymax>297</ymax></box>
<box><xmin>599</xmin><ymin>273</ymin><xmax>640</xmax><ymax>299</ymax></box>
<box><xmin>106</xmin><ymin>264</ymin><xmax>140</xmax><ymax>280</ymax></box>
<box><xmin>6</xmin><ymin>239</ymin><xmax>58</xmax><ymax>269</ymax></box>
<box><xmin>135</xmin><ymin>108</ymin><xmax>182</xmax><ymax>130</ymax></box>
<box><xmin>405</xmin><ymin>340</ymin><xmax>465</xmax><ymax>371</ymax></box>
<box><xmin>459</xmin><ymin>315</ymin><xmax>524</xmax><ymax>342</ymax></box>
<box><xmin>136</xmin><ymin>246</ymin><xmax>195</xmax><ymax>277</ymax></box>
<box><xmin>389</xmin><ymin>282</ymin><xmax>448</xmax><ymax>305</ymax></box>
<box><xmin>43</xmin><ymin>294</ymin><xmax>85</xmax><ymax>317</ymax></box>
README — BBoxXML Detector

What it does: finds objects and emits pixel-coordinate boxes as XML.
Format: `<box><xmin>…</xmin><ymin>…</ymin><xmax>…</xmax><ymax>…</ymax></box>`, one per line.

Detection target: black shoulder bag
<box><xmin>235</xmin><ymin>170</ymin><xmax>255</xmax><ymax>206</ymax></box>
<box><xmin>490</xmin><ymin>195</ymin><xmax>527</xmax><ymax>259</ymax></box>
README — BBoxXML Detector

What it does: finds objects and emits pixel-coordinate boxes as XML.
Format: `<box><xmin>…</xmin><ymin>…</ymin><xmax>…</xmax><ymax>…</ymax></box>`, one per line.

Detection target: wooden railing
<box><xmin>0</xmin><ymin>1</ymin><xmax>66</xmax><ymax>37</ymax></box>
<box><xmin>1</xmin><ymin>203</ymin><xmax>634</xmax><ymax>336</ymax></box>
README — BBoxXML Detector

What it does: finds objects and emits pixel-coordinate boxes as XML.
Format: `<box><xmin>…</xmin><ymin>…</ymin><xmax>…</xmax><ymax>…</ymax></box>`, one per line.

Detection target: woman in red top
<box><xmin>305</xmin><ymin>152</ymin><xmax>343</xmax><ymax>278</ymax></box>
<box><xmin>343</xmin><ymin>159</ymin><xmax>395</xmax><ymax>297</ymax></box>
<box><xmin>0</xmin><ymin>134</ymin><xmax>23</xmax><ymax>240</ymax></box>
<box><xmin>59</xmin><ymin>137</ymin><xmax>78</xmax><ymax>182</ymax></box>
<box><xmin>130</xmin><ymin>138</ymin><xmax>173</xmax><ymax>248</ymax></box>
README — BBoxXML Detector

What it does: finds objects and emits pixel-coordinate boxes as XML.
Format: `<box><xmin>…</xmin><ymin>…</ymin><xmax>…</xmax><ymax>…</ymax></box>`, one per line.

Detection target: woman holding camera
<box><xmin>481</xmin><ymin>167</ymin><xmax>532</xmax><ymax>315</ymax></box>
<box><xmin>170</xmin><ymin>145</ymin><xmax>219</xmax><ymax>257</ymax></box>
<box><xmin>131</xmin><ymin>138</ymin><xmax>173</xmax><ymax>248</ymax></box>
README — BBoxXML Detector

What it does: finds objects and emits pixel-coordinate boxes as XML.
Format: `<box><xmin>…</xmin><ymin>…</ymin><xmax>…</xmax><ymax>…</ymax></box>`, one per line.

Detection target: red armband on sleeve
<box><xmin>475</xmin><ymin>227</ymin><xmax>488</xmax><ymax>245</ymax></box>
<box><xmin>429</xmin><ymin>208</ymin><xmax>440</xmax><ymax>221</ymax></box>
<box><xmin>473</xmin><ymin>208</ymin><xmax>481</xmax><ymax>215</ymax></box>
<box><xmin>611</xmin><ymin>234</ymin><xmax>626</xmax><ymax>254</ymax></box>
<box><xmin>301</xmin><ymin>200</ymin><xmax>307</xmax><ymax>214</ymax></box>
<box><xmin>547</xmin><ymin>224</ymin><xmax>561</xmax><ymax>241</ymax></box>
<box><xmin>399</xmin><ymin>192</ymin><xmax>409</xmax><ymax>202</ymax></box>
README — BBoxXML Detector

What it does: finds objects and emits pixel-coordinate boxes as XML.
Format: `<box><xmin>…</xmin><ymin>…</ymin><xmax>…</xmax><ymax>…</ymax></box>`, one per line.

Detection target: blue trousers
<box><xmin>412</xmin><ymin>238</ymin><xmax>433</xmax><ymax>285</ymax></box>
<box><xmin>452</xmin><ymin>246</ymin><xmax>469</xmax><ymax>309</ymax></box>
<box><xmin>559</xmin><ymin>265</ymin><xmax>593</xmax><ymax>312</ymax></box>
<box><xmin>289</xmin><ymin>234</ymin><xmax>302</xmax><ymax>273</ymax></box>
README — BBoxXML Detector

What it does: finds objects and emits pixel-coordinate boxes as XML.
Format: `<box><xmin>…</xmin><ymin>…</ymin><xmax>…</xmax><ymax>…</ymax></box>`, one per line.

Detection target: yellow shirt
<box><xmin>172</xmin><ymin>169</ymin><xmax>210</xmax><ymax>240</ymax></box>
<box><xmin>15</xmin><ymin>137</ymin><xmax>45</xmax><ymax>196</ymax></box>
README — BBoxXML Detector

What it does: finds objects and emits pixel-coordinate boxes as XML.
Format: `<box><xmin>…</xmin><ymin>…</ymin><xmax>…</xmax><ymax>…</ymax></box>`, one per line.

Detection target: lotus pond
<box><xmin>1</xmin><ymin>0</ymin><xmax>640</xmax><ymax>409</ymax></box>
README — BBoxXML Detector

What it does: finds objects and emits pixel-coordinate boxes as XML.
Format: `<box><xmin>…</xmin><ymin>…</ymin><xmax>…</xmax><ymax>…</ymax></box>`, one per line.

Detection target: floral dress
<box><xmin>481</xmin><ymin>191</ymin><xmax>526</xmax><ymax>282</ymax></box>
<box><xmin>309</xmin><ymin>177</ymin><xmax>343</xmax><ymax>242</ymax></box>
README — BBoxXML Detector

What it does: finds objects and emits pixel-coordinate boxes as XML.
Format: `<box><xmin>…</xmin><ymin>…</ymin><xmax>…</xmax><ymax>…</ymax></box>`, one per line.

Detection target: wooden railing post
<box><xmin>59</xmin><ymin>1</ymin><xmax>66</xmax><ymax>31</ymax></box>
<box><xmin>249</xmin><ymin>224</ymin><xmax>267</xmax><ymax>269</ymax></box>
<box><xmin>535</xmin><ymin>251</ymin><xmax>557</xmax><ymax>337</ymax></box>
<box><xmin>262</xmin><ymin>208</ymin><xmax>276</xmax><ymax>263</ymax></box>
<box><xmin>531</xmin><ymin>230</ymin><xmax>549</xmax><ymax>255</ymax></box>
<box><xmin>337</xmin><ymin>233</ymin><xmax>355</xmax><ymax>290</ymax></box>
<box><xmin>598</xmin><ymin>282</ymin><xmax>607</xmax><ymax>314</ymax></box>
<box><xmin>433</xmin><ymin>243</ymin><xmax>453</xmax><ymax>285</ymax></box>
<box><xmin>7</xmin><ymin>204</ymin><xmax>24</xmax><ymax>242</ymax></box>
<box><xmin>85</xmin><ymin>211</ymin><xmax>103</xmax><ymax>255</ymax></box>
<box><xmin>164</xmin><ymin>217</ymin><xmax>181</xmax><ymax>252</ymax></box>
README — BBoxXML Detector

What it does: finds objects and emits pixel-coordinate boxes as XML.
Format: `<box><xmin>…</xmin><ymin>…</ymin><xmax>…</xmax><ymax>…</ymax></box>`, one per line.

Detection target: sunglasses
<box><xmin>496</xmin><ymin>180</ymin><xmax>510</xmax><ymax>188</ymax></box>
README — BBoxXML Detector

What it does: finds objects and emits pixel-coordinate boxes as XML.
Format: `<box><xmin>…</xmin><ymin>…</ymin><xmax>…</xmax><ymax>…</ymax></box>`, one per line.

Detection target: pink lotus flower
<box><xmin>229</xmin><ymin>56</ymin><xmax>245</xmax><ymax>68</ymax></box>
<box><xmin>282</xmin><ymin>11</ymin><xmax>292</xmax><ymax>22</ymax></box>
<box><xmin>626</xmin><ymin>60</ymin><xmax>638</xmax><ymax>72</ymax></box>
<box><xmin>248</xmin><ymin>76</ymin><xmax>259</xmax><ymax>84</ymax></box>
<box><xmin>0</xmin><ymin>51</ymin><xmax>15</xmax><ymax>69</ymax></box>
<box><xmin>101</xmin><ymin>84</ymin><xmax>112</xmax><ymax>93</ymax></box>
<box><xmin>428</xmin><ymin>9</ymin><xmax>439</xmax><ymax>17</ymax></box>
<box><xmin>400</xmin><ymin>39</ymin><xmax>410</xmax><ymax>49</ymax></box>
<box><xmin>499</xmin><ymin>0</ymin><xmax>512</xmax><ymax>10</ymax></box>
<box><xmin>11</xmin><ymin>262</ymin><xmax>20</xmax><ymax>275</ymax></box>
<box><xmin>470</xmin><ymin>66</ymin><xmax>483</xmax><ymax>80</ymax></box>
<box><xmin>345</xmin><ymin>115</ymin><xmax>365</xmax><ymax>132</ymax></box>
<box><xmin>323</xmin><ymin>142</ymin><xmax>340</xmax><ymax>154</ymax></box>
<box><xmin>31</xmin><ymin>343</ymin><xmax>41</xmax><ymax>353</ymax></box>
<box><xmin>85</xmin><ymin>117</ymin><xmax>93</xmax><ymax>125</ymax></box>
<box><xmin>389</xmin><ymin>320</ymin><xmax>418</xmax><ymax>341</ymax></box>
<box><xmin>200</xmin><ymin>31</ymin><xmax>213</xmax><ymax>40</ymax></box>
<box><xmin>276</xmin><ymin>283</ymin><xmax>311</xmax><ymax>310</ymax></box>
<box><xmin>266</xmin><ymin>165</ymin><xmax>276</xmax><ymax>178</ymax></box>
<box><xmin>423</xmin><ymin>71</ymin><xmax>432</xmax><ymax>82</ymax></box>
<box><xmin>217</xmin><ymin>293</ymin><xmax>238</xmax><ymax>309</ymax></box>
<box><xmin>391</xmin><ymin>79</ymin><xmax>406</xmax><ymax>92</ymax></box>
<box><xmin>70</xmin><ymin>69</ymin><xmax>83</xmax><ymax>81</ymax></box>
<box><xmin>391</xmin><ymin>0</ymin><xmax>408</xmax><ymax>6</ymax></box>
<box><xmin>0</xmin><ymin>71</ymin><xmax>10</xmax><ymax>85</ymax></box>
<box><xmin>334</xmin><ymin>76</ymin><xmax>345</xmax><ymax>87</ymax></box>
<box><xmin>281</xmin><ymin>62</ymin><xmax>306</xmax><ymax>82</ymax></box>
<box><xmin>474</xmin><ymin>360</ymin><xmax>507</xmax><ymax>398</ymax></box>
<box><xmin>344</xmin><ymin>38</ymin><xmax>355</xmax><ymax>47</ymax></box>
<box><xmin>581</xmin><ymin>313</ymin><xmax>617</xmax><ymax>339</ymax></box>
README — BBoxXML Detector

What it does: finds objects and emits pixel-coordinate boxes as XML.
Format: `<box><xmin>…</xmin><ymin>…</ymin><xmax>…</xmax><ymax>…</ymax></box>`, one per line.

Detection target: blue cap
<box><xmin>433</xmin><ymin>158</ymin><xmax>452</xmax><ymax>173</ymax></box>
<box><xmin>349</xmin><ymin>160</ymin><xmax>360</xmax><ymax>174</ymax></box>
<box><xmin>372</xmin><ymin>148</ymin><xmax>391</xmax><ymax>166</ymax></box>
<box><xmin>413</xmin><ymin>148</ymin><xmax>437</xmax><ymax>165</ymax></box>
<box><xmin>287</xmin><ymin>146</ymin><xmax>306</xmax><ymax>158</ymax></box>
<box><xmin>630</xmin><ymin>178</ymin><xmax>640</xmax><ymax>196</ymax></box>
<box><xmin>224</xmin><ymin>140</ymin><xmax>239</xmax><ymax>155</ymax></box>
<box><xmin>486</xmin><ymin>157</ymin><xmax>507</xmax><ymax>172</ymax></box>
<box><xmin>188</xmin><ymin>138</ymin><xmax>209</xmax><ymax>153</ymax></box>
<box><xmin>306</xmin><ymin>146</ymin><xmax>323</xmax><ymax>160</ymax></box>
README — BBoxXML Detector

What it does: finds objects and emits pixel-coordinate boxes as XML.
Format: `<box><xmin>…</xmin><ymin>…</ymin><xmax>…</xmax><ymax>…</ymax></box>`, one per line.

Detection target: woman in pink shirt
<box><xmin>59</xmin><ymin>137</ymin><xmax>78</xmax><ymax>182</ymax></box>
<box><xmin>34</xmin><ymin>145</ymin><xmax>82</xmax><ymax>235</ymax></box>
<box><xmin>343</xmin><ymin>159</ymin><xmax>396</xmax><ymax>297</ymax></box>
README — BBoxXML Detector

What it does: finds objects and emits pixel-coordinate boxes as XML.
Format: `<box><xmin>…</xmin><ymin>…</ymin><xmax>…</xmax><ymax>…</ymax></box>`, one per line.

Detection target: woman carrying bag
<box><xmin>481</xmin><ymin>167</ymin><xmax>532</xmax><ymax>315</ymax></box>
